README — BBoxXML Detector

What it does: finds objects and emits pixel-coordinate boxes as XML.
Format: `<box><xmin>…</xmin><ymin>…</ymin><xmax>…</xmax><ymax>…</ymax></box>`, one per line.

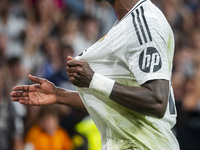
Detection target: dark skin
<box><xmin>66</xmin><ymin>56</ymin><xmax>169</xmax><ymax>118</ymax></box>
<box><xmin>10</xmin><ymin>0</ymin><xmax>169</xmax><ymax>118</ymax></box>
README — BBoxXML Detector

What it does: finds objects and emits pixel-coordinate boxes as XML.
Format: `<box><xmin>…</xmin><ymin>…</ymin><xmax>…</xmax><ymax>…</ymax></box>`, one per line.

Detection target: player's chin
<box><xmin>95</xmin><ymin>0</ymin><xmax>109</xmax><ymax>2</ymax></box>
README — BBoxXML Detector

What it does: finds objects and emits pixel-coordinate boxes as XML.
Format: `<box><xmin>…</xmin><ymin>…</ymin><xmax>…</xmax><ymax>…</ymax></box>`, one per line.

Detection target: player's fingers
<box><xmin>66</xmin><ymin>66</ymin><xmax>74</xmax><ymax>73</ymax></box>
<box><xmin>68</xmin><ymin>75</ymin><xmax>76</xmax><ymax>81</ymax></box>
<box><xmin>67</xmin><ymin>71</ymin><xmax>81</xmax><ymax>78</ymax></box>
<box><xmin>19</xmin><ymin>99</ymin><xmax>43</xmax><ymax>106</ymax></box>
<box><xmin>28</xmin><ymin>74</ymin><xmax>46</xmax><ymax>85</ymax></box>
<box><xmin>68</xmin><ymin>74</ymin><xmax>81</xmax><ymax>85</ymax></box>
<box><xmin>66</xmin><ymin>66</ymin><xmax>82</xmax><ymax>73</ymax></box>
<box><xmin>12</xmin><ymin>96</ymin><xmax>30</xmax><ymax>102</ymax></box>
<box><xmin>10</xmin><ymin>91</ymin><xmax>29</xmax><ymax>97</ymax></box>
<box><xmin>12</xmin><ymin>85</ymin><xmax>30</xmax><ymax>91</ymax></box>
<box><xmin>67</xmin><ymin>59</ymin><xmax>83</xmax><ymax>67</ymax></box>
<box><xmin>19</xmin><ymin>100</ymin><xmax>35</xmax><ymax>105</ymax></box>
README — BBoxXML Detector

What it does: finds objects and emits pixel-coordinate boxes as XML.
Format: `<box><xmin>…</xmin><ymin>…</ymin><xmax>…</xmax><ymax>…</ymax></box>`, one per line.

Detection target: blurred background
<box><xmin>0</xmin><ymin>0</ymin><xmax>200</xmax><ymax>150</ymax></box>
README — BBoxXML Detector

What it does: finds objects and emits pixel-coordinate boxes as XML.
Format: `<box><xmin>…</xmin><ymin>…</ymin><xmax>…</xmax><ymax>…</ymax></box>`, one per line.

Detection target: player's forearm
<box><xmin>109</xmin><ymin>80</ymin><xmax>169</xmax><ymax>118</ymax></box>
<box><xmin>56</xmin><ymin>87</ymin><xmax>87</xmax><ymax>112</ymax></box>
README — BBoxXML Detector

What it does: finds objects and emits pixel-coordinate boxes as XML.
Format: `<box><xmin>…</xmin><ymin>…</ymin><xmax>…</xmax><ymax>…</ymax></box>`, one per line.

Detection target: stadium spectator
<box><xmin>72</xmin><ymin>16</ymin><xmax>100</xmax><ymax>56</ymax></box>
<box><xmin>11</xmin><ymin>0</ymin><xmax>180</xmax><ymax>149</ymax></box>
<box><xmin>0</xmin><ymin>0</ymin><xmax>26</xmax><ymax>57</ymax></box>
<box><xmin>37</xmin><ymin>37</ymin><xmax>62</xmax><ymax>79</ymax></box>
<box><xmin>0</xmin><ymin>0</ymin><xmax>199</xmax><ymax>149</ymax></box>
<box><xmin>49</xmin><ymin>44</ymin><xmax>75</xmax><ymax>90</ymax></box>
<box><xmin>0</xmin><ymin>65</ymin><xmax>24</xmax><ymax>150</ymax></box>
<box><xmin>24</xmin><ymin>105</ymin><xmax>73</xmax><ymax>150</ymax></box>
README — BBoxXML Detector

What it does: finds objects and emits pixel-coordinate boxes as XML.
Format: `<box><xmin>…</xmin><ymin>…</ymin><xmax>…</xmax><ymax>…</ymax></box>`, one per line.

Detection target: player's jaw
<box><xmin>95</xmin><ymin>0</ymin><xmax>115</xmax><ymax>5</ymax></box>
<box><xmin>95</xmin><ymin>0</ymin><xmax>109</xmax><ymax>2</ymax></box>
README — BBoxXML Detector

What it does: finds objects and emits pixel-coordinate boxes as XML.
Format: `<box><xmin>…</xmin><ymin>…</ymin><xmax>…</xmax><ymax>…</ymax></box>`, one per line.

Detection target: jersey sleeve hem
<box><xmin>137</xmin><ymin>73</ymin><xmax>170</xmax><ymax>85</ymax></box>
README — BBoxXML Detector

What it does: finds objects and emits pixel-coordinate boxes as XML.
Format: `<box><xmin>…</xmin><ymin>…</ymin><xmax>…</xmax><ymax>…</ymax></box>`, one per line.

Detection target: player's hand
<box><xmin>66</xmin><ymin>56</ymin><xmax>94</xmax><ymax>87</ymax></box>
<box><xmin>10</xmin><ymin>75</ymin><xmax>57</xmax><ymax>106</ymax></box>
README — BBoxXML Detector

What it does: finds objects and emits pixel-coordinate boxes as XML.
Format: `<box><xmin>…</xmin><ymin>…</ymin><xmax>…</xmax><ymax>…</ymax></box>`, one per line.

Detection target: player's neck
<box><xmin>109</xmin><ymin>0</ymin><xmax>139</xmax><ymax>20</ymax></box>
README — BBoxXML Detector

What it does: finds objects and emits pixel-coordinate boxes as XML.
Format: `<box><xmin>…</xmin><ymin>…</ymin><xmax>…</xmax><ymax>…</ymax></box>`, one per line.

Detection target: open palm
<box><xmin>11</xmin><ymin>75</ymin><xmax>57</xmax><ymax>106</ymax></box>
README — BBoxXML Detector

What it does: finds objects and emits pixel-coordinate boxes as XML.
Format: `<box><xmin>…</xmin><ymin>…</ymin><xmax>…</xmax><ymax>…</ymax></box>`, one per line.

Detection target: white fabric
<box><xmin>75</xmin><ymin>0</ymin><xmax>179</xmax><ymax>149</ymax></box>
<box><xmin>89</xmin><ymin>73</ymin><xmax>115</xmax><ymax>97</ymax></box>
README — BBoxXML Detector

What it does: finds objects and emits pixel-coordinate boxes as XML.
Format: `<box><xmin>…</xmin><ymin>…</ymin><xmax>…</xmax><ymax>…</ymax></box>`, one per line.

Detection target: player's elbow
<box><xmin>142</xmin><ymin>79</ymin><xmax>169</xmax><ymax>118</ymax></box>
<box><xmin>144</xmin><ymin>97</ymin><xmax>167</xmax><ymax>118</ymax></box>
<box><xmin>153</xmin><ymin>104</ymin><xmax>166</xmax><ymax>118</ymax></box>
<box><xmin>152</xmin><ymin>90</ymin><xmax>168</xmax><ymax>118</ymax></box>
<box><xmin>152</xmin><ymin>98</ymin><xmax>167</xmax><ymax>118</ymax></box>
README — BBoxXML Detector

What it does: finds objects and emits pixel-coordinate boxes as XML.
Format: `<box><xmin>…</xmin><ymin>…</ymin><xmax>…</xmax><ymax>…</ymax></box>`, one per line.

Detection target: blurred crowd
<box><xmin>0</xmin><ymin>0</ymin><xmax>200</xmax><ymax>150</ymax></box>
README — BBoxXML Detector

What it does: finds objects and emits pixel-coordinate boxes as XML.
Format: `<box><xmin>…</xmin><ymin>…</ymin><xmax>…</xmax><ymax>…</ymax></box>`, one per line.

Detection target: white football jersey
<box><xmin>75</xmin><ymin>0</ymin><xmax>180</xmax><ymax>149</ymax></box>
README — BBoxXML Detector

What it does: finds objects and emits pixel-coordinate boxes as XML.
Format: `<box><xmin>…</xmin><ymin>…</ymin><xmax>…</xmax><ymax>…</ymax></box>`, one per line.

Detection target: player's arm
<box><xmin>56</xmin><ymin>87</ymin><xmax>86</xmax><ymax>111</ymax></box>
<box><xmin>10</xmin><ymin>75</ymin><xmax>87</xmax><ymax>111</ymax></box>
<box><xmin>67</xmin><ymin>58</ymin><xmax>169</xmax><ymax>118</ymax></box>
<box><xmin>110</xmin><ymin>79</ymin><xmax>169</xmax><ymax>118</ymax></box>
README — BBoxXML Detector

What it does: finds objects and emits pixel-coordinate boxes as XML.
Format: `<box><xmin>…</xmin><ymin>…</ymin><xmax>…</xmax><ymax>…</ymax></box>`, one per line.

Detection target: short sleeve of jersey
<box><xmin>112</xmin><ymin>7</ymin><xmax>171</xmax><ymax>85</ymax></box>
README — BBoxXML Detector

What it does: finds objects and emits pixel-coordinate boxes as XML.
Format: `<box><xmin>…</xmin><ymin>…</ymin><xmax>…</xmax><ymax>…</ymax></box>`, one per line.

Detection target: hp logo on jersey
<box><xmin>139</xmin><ymin>47</ymin><xmax>162</xmax><ymax>73</ymax></box>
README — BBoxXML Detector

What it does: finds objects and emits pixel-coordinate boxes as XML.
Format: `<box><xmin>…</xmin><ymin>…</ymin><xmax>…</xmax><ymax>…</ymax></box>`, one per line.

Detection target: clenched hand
<box><xmin>66</xmin><ymin>56</ymin><xmax>94</xmax><ymax>87</ymax></box>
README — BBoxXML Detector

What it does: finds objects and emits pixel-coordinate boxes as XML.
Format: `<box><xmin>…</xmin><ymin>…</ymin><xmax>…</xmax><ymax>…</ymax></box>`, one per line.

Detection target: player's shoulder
<box><xmin>119</xmin><ymin>0</ymin><xmax>170</xmax><ymax>48</ymax></box>
<box><xmin>110</xmin><ymin>1</ymin><xmax>157</xmax><ymax>33</ymax></box>
<box><xmin>112</xmin><ymin>0</ymin><xmax>155</xmax><ymax>46</ymax></box>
